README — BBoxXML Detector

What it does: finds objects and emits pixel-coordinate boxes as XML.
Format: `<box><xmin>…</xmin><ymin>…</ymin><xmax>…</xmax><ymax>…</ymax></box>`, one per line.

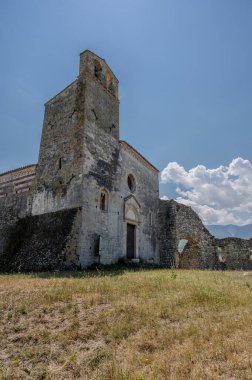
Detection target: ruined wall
<box><xmin>174</xmin><ymin>201</ymin><xmax>217</xmax><ymax>269</ymax></box>
<box><xmin>158</xmin><ymin>199</ymin><xmax>252</xmax><ymax>270</ymax></box>
<box><xmin>158</xmin><ymin>199</ymin><xmax>217</xmax><ymax>269</ymax></box>
<box><xmin>0</xmin><ymin>207</ymin><xmax>81</xmax><ymax>272</ymax></box>
<box><xmin>158</xmin><ymin>200</ymin><xmax>177</xmax><ymax>267</ymax></box>
<box><xmin>215</xmin><ymin>238</ymin><xmax>252</xmax><ymax>270</ymax></box>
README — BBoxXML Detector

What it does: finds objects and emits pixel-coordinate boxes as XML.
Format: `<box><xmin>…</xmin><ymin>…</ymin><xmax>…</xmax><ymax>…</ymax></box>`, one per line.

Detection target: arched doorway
<box><xmin>124</xmin><ymin>195</ymin><xmax>140</xmax><ymax>260</ymax></box>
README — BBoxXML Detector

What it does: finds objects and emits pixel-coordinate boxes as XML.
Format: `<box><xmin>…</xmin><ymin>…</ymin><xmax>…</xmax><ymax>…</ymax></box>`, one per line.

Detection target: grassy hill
<box><xmin>0</xmin><ymin>268</ymin><xmax>252</xmax><ymax>380</ymax></box>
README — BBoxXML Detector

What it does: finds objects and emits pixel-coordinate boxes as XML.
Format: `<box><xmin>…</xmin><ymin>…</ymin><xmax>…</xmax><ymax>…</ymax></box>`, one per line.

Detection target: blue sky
<box><xmin>1</xmin><ymin>0</ymin><xmax>252</xmax><ymax>224</ymax></box>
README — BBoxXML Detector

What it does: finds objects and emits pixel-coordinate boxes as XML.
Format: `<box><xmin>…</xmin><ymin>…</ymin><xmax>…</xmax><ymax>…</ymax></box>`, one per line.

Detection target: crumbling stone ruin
<box><xmin>0</xmin><ymin>50</ymin><xmax>252</xmax><ymax>271</ymax></box>
<box><xmin>158</xmin><ymin>200</ymin><xmax>252</xmax><ymax>270</ymax></box>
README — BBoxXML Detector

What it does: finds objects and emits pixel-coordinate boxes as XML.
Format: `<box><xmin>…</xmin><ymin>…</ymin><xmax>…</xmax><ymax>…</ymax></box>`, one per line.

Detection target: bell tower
<box><xmin>32</xmin><ymin>50</ymin><xmax>120</xmax><ymax>219</ymax></box>
<box><xmin>78</xmin><ymin>50</ymin><xmax>119</xmax><ymax>141</ymax></box>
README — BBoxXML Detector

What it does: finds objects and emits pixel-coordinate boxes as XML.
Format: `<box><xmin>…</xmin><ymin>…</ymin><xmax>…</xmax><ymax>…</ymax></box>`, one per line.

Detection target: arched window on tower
<box><xmin>100</xmin><ymin>189</ymin><xmax>108</xmax><ymax>211</ymax></box>
<box><xmin>127</xmin><ymin>174</ymin><xmax>136</xmax><ymax>193</ymax></box>
<box><xmin>93</xmin><ymin>59</ymin><xmax>102</xmax><ymax>80</ymax></box>
<box><xmin>105</xmin><ymin>70</ymin><xmax>114</xmax><ymax>95</ymax></box>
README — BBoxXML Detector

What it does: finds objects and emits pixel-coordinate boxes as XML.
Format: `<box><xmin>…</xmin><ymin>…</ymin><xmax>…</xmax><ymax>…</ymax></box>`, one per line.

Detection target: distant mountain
<box><xmin>206</xmin><ymin>224</ymin><xmax>252</xmax><ymax>239</ymax></box>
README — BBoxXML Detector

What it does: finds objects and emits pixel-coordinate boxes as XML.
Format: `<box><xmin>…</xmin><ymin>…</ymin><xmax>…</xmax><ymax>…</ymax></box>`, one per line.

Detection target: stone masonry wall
<box><xmin>32</xmin><ymin>79</ymin><xmax>84</xmax><ymax>215</ymax></box>
<box><xmin>174</xmin><ymin>201</ymin><xmax>217</xmax><ymax>269</ymax></box>
<box><xmin>0</xmin><ymin>207</ymin><xmax>81</xmax><ymax>272</ymax></box>
<box><xmin>158</xmin><ymin>199</ymin><xmax>252</xmax><ymax>270</ymax></box>
<box><xmin>215</xmin><ymin>238</ymin><xmax>252</xmax><ymax>270</ymax></box>
<box><xmin>158</xmin><ymin>199</ymin><xmax>216</xmax><ymax>268</ymax></box>
<box><xmin>158</xmin><ymin>200</ymin><xmax>177</xmax><ymax>267</ymax></box>
<box><xmin>0</xmin><ymin>192</ymin><xmax>33</xmax><ymax>269</ymax></box>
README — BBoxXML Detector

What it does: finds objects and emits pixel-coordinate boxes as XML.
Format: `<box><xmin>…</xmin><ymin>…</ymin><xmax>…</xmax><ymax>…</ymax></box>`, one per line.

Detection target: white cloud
<box><xmin>160</xmin><ymin>157</ymin><xmax>252</xmax><ymax>226</ymax></box>
<box><xmin>160</xmin><ymin>195</ymin><xmax>169</xmax><ymax>200</ymax></box>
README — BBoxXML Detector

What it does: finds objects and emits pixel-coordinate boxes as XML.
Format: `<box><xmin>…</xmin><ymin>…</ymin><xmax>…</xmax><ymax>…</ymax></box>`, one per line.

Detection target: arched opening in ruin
<box><xmin>177</xmin><ymin>237</ymin><xmax>201</xmax><ymax>269</ymax></box>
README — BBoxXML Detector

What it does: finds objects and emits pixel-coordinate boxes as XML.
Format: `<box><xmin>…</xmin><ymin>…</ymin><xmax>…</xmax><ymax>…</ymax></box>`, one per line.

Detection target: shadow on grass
<box><xmin>1</xmin><ymin>263</ymin><xmax>167</xmax><ymax>279</ymax></box>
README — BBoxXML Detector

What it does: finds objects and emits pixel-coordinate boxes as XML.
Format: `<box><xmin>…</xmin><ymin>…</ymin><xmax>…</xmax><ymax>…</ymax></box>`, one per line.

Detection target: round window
<box><xmin>127</xmin><ymin>174</ymin><xmax>136</xmax><ymax>192</ymax></box>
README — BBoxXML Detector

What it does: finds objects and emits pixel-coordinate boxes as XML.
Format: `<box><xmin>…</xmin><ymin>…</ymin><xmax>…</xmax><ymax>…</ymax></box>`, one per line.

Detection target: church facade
<box><xmin>0</xmin><ymin>51</ymin><xmax>159</xmax><ymax>269</ymax></box>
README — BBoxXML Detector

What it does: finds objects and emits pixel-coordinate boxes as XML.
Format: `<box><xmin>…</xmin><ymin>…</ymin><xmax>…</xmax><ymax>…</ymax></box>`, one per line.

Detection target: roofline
<box><xmin>45</xmin><ymin>80</ymin><xmax>78</xmax><ymax>106</ymax></box>
<box><xmin>0</xmin><ymin>164</ymin><xmax>37</xmax><ymax>178</ymax></box>
<box><xmin>80</xmin><ymin>49</ymin><xmax>105</xmax><ymax>63</ymax></box>
<box><xmin>119</xmin><ymin>140</ymin><xmax>159</xmax><ymax>173</ymax></box>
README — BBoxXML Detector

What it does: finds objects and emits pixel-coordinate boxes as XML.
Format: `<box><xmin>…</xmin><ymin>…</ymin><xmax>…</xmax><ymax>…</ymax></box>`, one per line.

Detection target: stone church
<box><xmin>0</xmin><ymin>50</ymin><xmax>252</xmax><ymax>271</ymax></box>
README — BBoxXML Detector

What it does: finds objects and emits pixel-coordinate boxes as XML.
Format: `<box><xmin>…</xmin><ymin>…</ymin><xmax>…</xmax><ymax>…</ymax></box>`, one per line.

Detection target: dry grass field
<box><xmin>0</xmin><ymin>267</ymin><xmax>252</xmax><ymax>380</ymax></box>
